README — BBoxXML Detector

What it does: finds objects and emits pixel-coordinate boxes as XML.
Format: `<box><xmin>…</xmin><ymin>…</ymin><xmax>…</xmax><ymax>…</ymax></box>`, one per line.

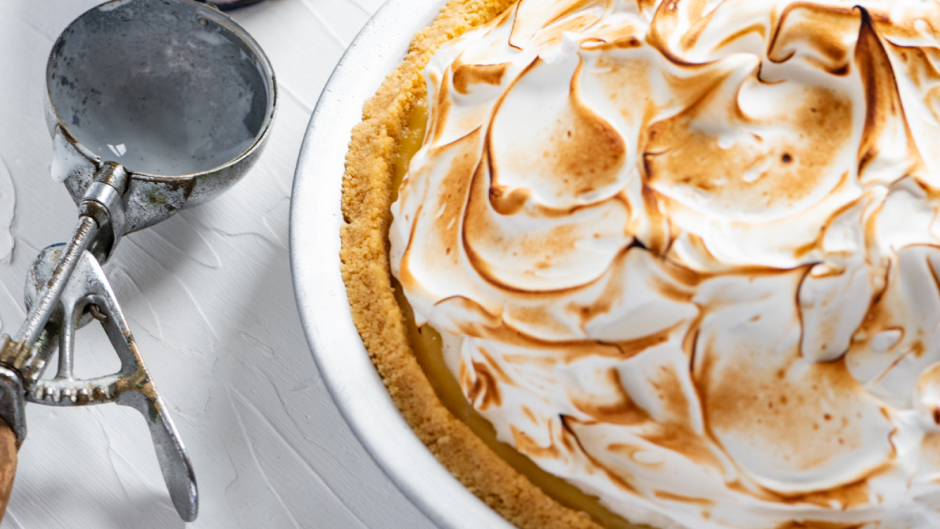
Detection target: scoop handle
<box><xmin>0</xmin><ymin>420</ymin><xmax>18</xmax><ymax>522</ymax></box>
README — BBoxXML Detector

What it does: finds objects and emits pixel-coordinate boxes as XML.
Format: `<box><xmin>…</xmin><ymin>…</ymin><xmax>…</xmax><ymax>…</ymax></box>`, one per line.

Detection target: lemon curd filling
<box><xmin>390</xmin><ymin>101</ymin><xmax>639</xmax><ymax>529</ymax></box>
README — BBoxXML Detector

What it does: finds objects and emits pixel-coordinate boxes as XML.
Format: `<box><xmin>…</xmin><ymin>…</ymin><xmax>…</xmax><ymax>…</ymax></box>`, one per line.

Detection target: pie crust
<box><xmin>337</xmin><ymin>0</ymin><xmax>625</xmax><ymax>527</ymax></box>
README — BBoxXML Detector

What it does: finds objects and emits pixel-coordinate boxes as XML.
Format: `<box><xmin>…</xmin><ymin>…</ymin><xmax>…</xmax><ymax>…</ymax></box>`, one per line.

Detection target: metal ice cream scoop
<box><xmin>0</xmin><ymin>0</ymin><xmax>276</xmax><ymax>521</ymax></box>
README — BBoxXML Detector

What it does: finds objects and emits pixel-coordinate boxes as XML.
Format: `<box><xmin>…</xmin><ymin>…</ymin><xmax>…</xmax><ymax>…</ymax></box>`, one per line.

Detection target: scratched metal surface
<box><xmin>0</xmin><ymin>1</ymin><xmax>435</xmax><ymax>527</ymax></box>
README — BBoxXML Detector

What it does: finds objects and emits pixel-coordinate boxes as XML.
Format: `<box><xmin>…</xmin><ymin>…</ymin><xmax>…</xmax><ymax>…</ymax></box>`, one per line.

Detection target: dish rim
<box><xmin>289</xmin><ymin>1</ymin><xmax>512</xmax><ymax>527</ymax></box>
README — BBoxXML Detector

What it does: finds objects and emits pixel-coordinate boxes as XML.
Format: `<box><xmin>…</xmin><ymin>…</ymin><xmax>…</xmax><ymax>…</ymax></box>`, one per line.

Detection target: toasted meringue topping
<box><xmin>390</xmin><ymin>1</ymin><xmax>940</xmax><ymax>527</ymax></box>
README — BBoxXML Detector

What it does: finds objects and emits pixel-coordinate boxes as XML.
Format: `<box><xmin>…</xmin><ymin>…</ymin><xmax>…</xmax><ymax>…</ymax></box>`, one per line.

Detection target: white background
<box><xmin>0</xmin><ymin>0</ymin><xmax>435</xmax><ymax>527</ymax></box>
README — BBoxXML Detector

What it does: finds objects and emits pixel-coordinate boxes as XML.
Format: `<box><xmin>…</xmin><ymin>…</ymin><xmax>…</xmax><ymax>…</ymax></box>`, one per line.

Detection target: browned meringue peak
<box><xmin>856</xmin><ymin>6</ymin><xmax>927</xmax><ymax>187</ymax></box>
<box><xmin>796</xmin><ymin>189</ymin><xmax>884</xmax><ymax>363</ymax></box>
<box><xmin>388</xmin><ymin>0</ymin><xmax>940</xmax><ymax>527</ymax></box>
<box><xmin>693</xmin><ymin>270</ymin><xmax>895</xmax><ymax>494</ymax></box>
<box><xmin>490</xmin><ymin>56</ymin><xmax>626</xmax><ymax>209</ymax></box>
<box><xmin>509</xmin><ymin>0</ymin><xmax>610</xmax><ymax>49</ymax></box>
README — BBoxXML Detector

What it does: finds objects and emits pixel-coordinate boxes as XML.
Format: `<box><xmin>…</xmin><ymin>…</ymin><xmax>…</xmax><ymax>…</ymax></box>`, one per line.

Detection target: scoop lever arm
<box><xmin>0</xmin><ymin>245</ymin><xmax>198</xmax><ymax>522</ymax></box>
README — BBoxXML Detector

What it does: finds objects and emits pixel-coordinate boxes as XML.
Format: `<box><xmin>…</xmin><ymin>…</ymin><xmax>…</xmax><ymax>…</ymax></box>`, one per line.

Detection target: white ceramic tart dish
<box><xmin>295</xmin><ymin>0</ymin><xmax>940</xmax><ymax>528</ymax></box>
<box><xmin>291</xmin><ymin>1</ymin><xmax>513</xmax><ymax>528</ymax></box>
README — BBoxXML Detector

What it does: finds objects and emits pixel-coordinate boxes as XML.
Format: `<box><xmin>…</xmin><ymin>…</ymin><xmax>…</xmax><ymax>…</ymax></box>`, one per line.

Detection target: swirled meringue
<box><xmin>389</xmin><ymin>1</ymin><xmax>940</xmax><ymax>527</ymax></box>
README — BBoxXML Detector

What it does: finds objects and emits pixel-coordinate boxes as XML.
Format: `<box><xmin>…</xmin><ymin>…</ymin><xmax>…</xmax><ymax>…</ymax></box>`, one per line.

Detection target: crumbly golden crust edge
<box><xmin>338</xmin><ymin>1</ymin><xmax>602</xmax><ymax>527</ymax></box>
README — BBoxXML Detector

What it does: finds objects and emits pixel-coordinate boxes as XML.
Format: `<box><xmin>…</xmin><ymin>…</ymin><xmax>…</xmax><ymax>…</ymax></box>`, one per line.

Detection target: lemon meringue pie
<box><xmin>342</xmin><ymin>1</ymin><xmax>940</xmax><ymax>527</ymax></box>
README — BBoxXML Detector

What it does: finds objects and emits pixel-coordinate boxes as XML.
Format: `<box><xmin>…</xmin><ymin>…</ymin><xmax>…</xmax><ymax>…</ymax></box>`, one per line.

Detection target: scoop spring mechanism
<box><xmin>0</xmin><ymin>161</ymin><xmax>198</xmax><ymax>521</ymax></box>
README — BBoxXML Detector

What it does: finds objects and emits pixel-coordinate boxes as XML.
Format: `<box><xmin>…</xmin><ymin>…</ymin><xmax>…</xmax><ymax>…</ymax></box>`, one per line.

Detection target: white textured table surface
<box><xmin>0</xmin><ymin>1</ymin><xmax>435</xmax><ymax>527</ymax></box>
